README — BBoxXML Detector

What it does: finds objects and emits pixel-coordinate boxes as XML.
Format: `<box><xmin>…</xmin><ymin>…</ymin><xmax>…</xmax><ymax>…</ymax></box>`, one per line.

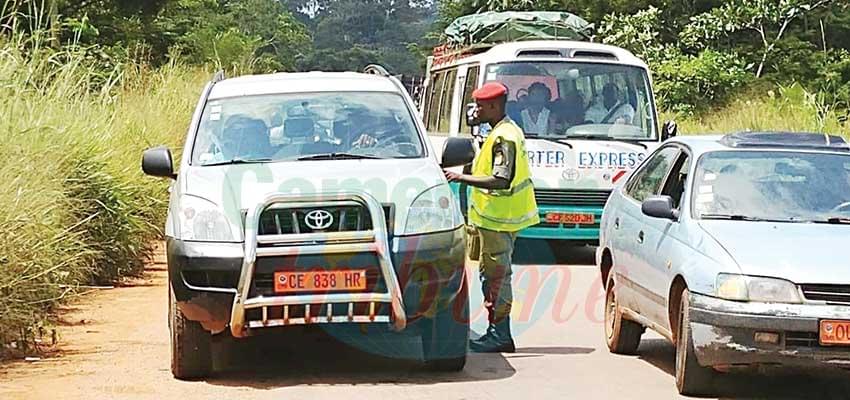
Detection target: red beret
<box><xmin>472</xmin><ymin>82</ymin><xmax>508</xmax><ymax>101</ymax></box>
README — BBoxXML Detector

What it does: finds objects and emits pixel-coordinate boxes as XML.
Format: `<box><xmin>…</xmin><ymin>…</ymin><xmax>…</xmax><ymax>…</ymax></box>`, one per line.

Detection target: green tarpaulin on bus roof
<box><xmin>443</xmin><ymin>11</ymin><xmax>593</xmax><ymax>48</ymax></box>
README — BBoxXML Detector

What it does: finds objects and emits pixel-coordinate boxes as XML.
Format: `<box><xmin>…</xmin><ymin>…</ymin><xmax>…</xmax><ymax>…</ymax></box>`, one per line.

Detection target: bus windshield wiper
<box><xmin>524</xmin><ymin>134</ymin><xmax>573</xmax><ymax>149</ymax></box>
<box><xmin>202</xmin><ymin>157</ymin><xmax>273</xmax><ymax>166</ymax></box>
<box><xmin>561</xmin><ymin>134</ymin><xmax>649</xmax><ymax>149</ymax></box>
<box><xmin>297</xmin><ymin>152</ymin><xmax>384</xmax><ymax>161</ymax></box>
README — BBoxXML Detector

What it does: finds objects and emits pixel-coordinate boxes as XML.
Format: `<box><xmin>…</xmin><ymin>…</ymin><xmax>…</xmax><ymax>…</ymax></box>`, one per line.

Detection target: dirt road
<box><xmin>2</xmin><ymin>243</ymin><xmax>850</xmax><ymax>400</ymax></box>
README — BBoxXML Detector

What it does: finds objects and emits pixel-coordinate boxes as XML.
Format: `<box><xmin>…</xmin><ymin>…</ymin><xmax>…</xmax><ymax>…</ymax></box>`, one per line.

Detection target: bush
<box><xmin>654</xmin><ymin>49</ymin><xmax>752</xmax><ymax>115</ymax></box>
<box><xmin>0</xmin><ymin>31</ymin><xmax>205</xmax><ymax>356</ymax></box>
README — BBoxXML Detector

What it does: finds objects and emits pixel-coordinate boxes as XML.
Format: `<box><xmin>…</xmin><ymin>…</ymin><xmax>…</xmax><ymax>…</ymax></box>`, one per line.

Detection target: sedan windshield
<box><xmin>191</xmin><ymin>92</ymin><xmax>424</xmax><ymax>165</ymax></box>
<box><xmin>693</xmin><ymin>151</ymin><xmax>850</xmax><ymax>222</ymax></box>
<box><xmin>484</xmin><ymin>61</ymin><xmax>657</xmax><ymax>140</ymax></box>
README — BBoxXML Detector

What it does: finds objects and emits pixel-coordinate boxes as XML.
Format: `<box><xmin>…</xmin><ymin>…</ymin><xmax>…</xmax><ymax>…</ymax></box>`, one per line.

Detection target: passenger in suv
<box><xmin>142</xmin><ymin>67</ymin><xmax>474</xmax><ymax>379</ymax></box>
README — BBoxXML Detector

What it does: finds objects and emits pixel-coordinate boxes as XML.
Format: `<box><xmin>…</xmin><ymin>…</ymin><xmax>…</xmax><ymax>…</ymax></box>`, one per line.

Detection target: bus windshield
<box><xmin>484</xmin><ymin>61</ymin><xmax>657</xmax><ymax>140</ymax></box>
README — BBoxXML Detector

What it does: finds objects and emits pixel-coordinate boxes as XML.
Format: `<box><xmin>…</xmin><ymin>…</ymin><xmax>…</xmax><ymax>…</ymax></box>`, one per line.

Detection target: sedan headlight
<box><xmin>177</xmin><ymin>195</ymin><xmax>235</xmax><ymax>241</ymax></box>
<box><xmin>403</xmin><ymin>184</ymin><xmax>464</xmax><ymax>235</ymax></box>
<box><xmin>716</xmin><ymin>273</ymin><xmax>801</xmax><ymax>303</ymax></box>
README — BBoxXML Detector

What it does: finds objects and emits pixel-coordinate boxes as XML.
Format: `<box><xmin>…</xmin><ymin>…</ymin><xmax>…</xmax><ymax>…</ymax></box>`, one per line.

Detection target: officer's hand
<box><xmin>444</xmin><ymin>170</ymin><xmax>463</xmax><ymax>182</ymax></box>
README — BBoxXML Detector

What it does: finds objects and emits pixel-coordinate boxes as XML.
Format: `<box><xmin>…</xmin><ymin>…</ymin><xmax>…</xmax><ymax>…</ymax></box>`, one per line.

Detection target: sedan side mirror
<box><xmin>441</xmin><ymin>137</ymin><xmax>475</xmax><ymax>168</ymax></box>
<box><xmin>641</xmin><ymin>195</ymin><xmax>679</xmax><ymax>220</ymax></box>
<box><xmin>661</xmin><ymin>120</ymin><xmax>678</xmax><ymax>141</ymax></box>
<box><xmin>142</xmin><ymin>146</ymin><xmax>176</xmax><ymax>179</ymax></box>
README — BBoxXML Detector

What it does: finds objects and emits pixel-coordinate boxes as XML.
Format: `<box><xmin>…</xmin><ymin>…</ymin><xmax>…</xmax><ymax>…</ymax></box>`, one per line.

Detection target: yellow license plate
<box><xmin>820</xmin><ymin>320</ymin><xmax>850</xmax><ymax>346</ymax></box>
<box><xmin>274</xmin><ymin>270</ymin><xmax>367</xmax><ymax>293</ymax></box>
<box><xmin>545</xmin><ymin>212</ymin><xmax>595</xmax><ymax>225</ymax></box>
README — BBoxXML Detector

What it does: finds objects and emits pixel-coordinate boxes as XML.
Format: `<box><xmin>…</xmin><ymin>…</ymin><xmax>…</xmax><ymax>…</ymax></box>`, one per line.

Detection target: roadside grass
<box><xmin>0</xmin><ymin>31</ymin><xmax>207</xmax><ymax>356</ymax></box>
<box><xmin>663</xmin><ymin>84</ymin><xmax>850</xmax><ymax>138</ymax></box>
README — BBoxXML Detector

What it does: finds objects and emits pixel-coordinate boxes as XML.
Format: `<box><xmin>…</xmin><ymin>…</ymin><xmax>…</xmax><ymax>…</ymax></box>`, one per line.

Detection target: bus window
<box><xmin>437</xmin><ymin>69</ymin><xmax>458</xmax><ymax>133</ymax></box>
<box><xmin>458</xmin><ymin>66</ymin><xmax>480</xmax><ymax>136</ymax></box>
<box><xmin>485</xmin><ymin>61</ymin><xmax>656</xmax><ymax>140</ymax></box>
<box><xmin>426</xmin><ymin>72</ymin><xmax>445</xmax><ymax>131</ymax></box>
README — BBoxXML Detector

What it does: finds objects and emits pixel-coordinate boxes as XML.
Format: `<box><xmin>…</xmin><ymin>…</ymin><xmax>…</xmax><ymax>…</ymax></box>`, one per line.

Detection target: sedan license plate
<box><xmin>819</xmin><ymin>320</ymin><xmax>850</xmax><ymax>346</ymax></box>
<box><xmin>545</xmin><ymin>212</ymin><xmax>595</xmax><ymax>225</ymax></box>
<box><xmin>274</xmin><ymin>270</ymin><xmax>367</xmax><ymax>293</ymax></box>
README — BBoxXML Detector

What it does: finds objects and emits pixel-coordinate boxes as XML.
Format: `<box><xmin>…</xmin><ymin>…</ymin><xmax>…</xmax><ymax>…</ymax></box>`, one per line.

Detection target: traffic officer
<box><xmin>444</xmin><ymin>82</ymin><xmax>539</xmax><ymax>353</ymax></box>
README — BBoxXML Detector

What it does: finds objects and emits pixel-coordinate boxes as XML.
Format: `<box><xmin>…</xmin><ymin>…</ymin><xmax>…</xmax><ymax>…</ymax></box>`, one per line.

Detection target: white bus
<box><xmin>421</xmin><ymin>40</ymin><xmax>675</xmax><ymax>244</ymax></box>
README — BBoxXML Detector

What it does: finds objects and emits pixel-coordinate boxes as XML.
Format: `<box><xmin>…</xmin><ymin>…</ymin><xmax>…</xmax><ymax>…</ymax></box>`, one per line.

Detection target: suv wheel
<box><xmin>170</xmin><ymin>287</ymin><xmax>212</xmax><ymax>380</ymax></box>
<box><xmin>422</xmin><ymin>278</ymin><xmax>469</xmax><ymax>372</ymax></box>
<box><xmin>675</xmin><ymin>289</ymin><xmax>715</xmax><ymax>395</ymax></box>
<box><xmin>604</xmin><ymin>279</ymin><xmax>643</xmax><ymax>355</ymax></box>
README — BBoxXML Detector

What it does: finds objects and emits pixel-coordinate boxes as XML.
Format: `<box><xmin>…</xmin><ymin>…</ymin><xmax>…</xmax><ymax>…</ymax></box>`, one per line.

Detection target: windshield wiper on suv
<box><xmin>811</xmin><ymin>217</ymin><xmax>850</xmax><ymax>225</ymax></box>
<box><xmin>296</xmin><ymin>152</ymin><xmax>384</xmax><ymax>161</ymax></box>
<box><xmin>202</xmin><ymin>157</ymin><xmax>273</xmax><ymax>166</ymax></box>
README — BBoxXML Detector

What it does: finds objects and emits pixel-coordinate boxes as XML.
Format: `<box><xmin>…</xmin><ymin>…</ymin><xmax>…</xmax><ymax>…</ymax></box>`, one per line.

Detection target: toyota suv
<box><xmin>142</xmin><ymin>66</ymin><xmax>476</xmax><ymax>379</ymax></box>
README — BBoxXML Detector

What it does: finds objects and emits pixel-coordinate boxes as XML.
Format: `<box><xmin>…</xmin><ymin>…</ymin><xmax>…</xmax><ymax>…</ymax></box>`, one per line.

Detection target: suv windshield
<box><xmin>191</xmin><ymin>92</ymin><xmax>424</xmax><ymax>165</ymax></box>
<box><xmin>693</xmin><ymin>150</ymin><xmax>850</xmax><ymax>222</ymax></box>
<box><xmin>485</xmin><ymin>61</ymin><xmax>657</xmax><ymax>140</ymax></box>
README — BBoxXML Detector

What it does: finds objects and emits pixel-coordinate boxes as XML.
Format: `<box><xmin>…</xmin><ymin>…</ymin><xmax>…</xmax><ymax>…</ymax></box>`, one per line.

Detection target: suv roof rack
<box><xmin>720</xmin><ymin>132</ymin><xmax>850</xmax><ymax>151</ymax></box>
<box><xmin>212</xmin><ymin>70</ymin><xmax>226</xmax><ymax>83</ymax></box>
<box><xmin>363</xmin><ymin>64</ymin><xmax>391</xmax><ymax>77</ymax></box>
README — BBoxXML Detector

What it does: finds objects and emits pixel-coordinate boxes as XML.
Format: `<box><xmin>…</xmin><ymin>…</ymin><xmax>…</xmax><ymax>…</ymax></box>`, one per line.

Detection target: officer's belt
<box><xmin>476</xmin><ymin>178</ymin><xmax>533</xmax><ymax>197</ymax></box>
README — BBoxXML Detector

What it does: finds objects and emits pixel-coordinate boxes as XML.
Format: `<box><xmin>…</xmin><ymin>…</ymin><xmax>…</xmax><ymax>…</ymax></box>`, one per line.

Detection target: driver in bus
<box><xmin>520</xmin><ymin>82</ymin><xmax>556</xmax><ymax>136</ymax></box>
<box><xmin>586</xmin><ymin>83</ymin><xmax>635</xmax><ymax>125</ymax></box>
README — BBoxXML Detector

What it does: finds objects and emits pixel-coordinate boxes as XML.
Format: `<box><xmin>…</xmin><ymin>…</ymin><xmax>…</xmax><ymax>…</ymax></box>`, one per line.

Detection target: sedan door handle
<box><xmin>637</xmin><ymin>230</ymin><xmax>645</xmax><ymax>244</ymax></box>
<box><xmin>613</xmin><ymin>217</ymin><xmax>620</xmax><ymax>230</ymax></box>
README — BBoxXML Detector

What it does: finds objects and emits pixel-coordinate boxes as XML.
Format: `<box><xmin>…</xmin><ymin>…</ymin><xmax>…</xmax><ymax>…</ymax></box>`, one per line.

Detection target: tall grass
<box><xmin>0</xmin><ymin>25</ymin><xmax>207</xmax><ymax>356</ymax></box>
<box><xmin>666</xmin><ymin>84</ymin><xmax>850</xmax><ymax>138</ymax></box>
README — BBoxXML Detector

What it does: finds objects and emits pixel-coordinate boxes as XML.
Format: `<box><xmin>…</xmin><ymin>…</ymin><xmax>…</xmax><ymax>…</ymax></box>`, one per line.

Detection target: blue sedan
<box><xmin>596</xmin><ymin>132</ymin><xmax>850</xmax><ymax>396</ymax></box>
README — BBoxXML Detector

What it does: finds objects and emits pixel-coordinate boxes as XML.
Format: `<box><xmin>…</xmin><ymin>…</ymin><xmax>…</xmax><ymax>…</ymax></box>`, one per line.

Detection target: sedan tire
<box><xmin>675</xmin><ymin>289</ymin><xmax>715</xmax><ymax>396</ymax></box>
<box><xmin>604</xmin><ymin>279</ymin><xmax>643</xmax><ymax>355</ymax></box>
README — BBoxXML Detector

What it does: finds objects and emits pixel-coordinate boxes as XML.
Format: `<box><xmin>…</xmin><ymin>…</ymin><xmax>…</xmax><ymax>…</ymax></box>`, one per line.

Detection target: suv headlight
<box><xmin>177</xmin><ymin>195</ymin><xmax>235</xmax><ymax>241</ymax></box>
<box><xmin>403</xmin><ymin>184</ymin><xmax>464</xmax><ymax>235</ymax></box>
<box><xmin>716</xmin><ymin>273</ymin><xmax>801</xmax><ymax>303</ymax></box>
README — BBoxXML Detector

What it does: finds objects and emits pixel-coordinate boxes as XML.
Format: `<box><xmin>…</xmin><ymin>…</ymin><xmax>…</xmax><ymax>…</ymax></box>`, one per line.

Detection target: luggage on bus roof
<box><xmin>443</xmin><ymin>11</ymin><xmax>593</xmax><ymax>48</ymax></box>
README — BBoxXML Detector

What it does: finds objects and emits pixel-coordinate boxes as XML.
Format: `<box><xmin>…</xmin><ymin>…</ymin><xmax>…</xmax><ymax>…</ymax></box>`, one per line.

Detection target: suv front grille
<box><xmin>258</xmin><ymin>204</ymin><xmax>393</xmax><ymax>235</ymax></box>
<box><xmin>534</xmin><ymin>189</ymin><xmax>612</xmax><ymax>207</ymax></box>
<box><xmin>800</xmin><ymin>284</ymin><xmax>850</xmax><ymax>305</ymax></box>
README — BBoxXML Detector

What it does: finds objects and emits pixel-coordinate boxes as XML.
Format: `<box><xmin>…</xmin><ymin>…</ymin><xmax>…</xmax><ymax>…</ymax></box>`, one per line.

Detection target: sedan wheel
<box><xmin>675</xmin><ymin>289</ymin><xmax>715</xmax><ymax>395</ymax></box>
<box><xmin>604</xmin><ymin>279</ymin><xmax>643</xmax><ymax>355</ymax></box>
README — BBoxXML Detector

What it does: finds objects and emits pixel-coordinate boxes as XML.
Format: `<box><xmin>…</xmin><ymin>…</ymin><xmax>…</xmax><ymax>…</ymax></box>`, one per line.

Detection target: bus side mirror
<box><xmin>662</xmin><ymin>120</ymin><xmax>678</xmax><ymax>141</ymax></box>
<box><xmin>441</xmin><ymin>137</ymin><xmax>475</xmax><ymax>168</ymax></box>
<box><xmin>465</xmin><ymin>103</ymin><xmax>479</xmax><ymax>127</ymax></box>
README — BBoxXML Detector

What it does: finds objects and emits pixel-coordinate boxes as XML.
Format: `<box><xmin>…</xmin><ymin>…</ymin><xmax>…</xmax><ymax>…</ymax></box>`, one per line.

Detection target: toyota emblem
<box><xmin>304</xmin><ymin>209</ymin><xmax>334</xmax><ymax>230</ymax></box>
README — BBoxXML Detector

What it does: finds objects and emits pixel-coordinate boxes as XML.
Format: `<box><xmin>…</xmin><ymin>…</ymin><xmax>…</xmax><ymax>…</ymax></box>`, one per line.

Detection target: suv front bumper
<box><xmin>689</xmin><ymin>292</ymin><xmax>850</xmax><ymax>369</ymax></box>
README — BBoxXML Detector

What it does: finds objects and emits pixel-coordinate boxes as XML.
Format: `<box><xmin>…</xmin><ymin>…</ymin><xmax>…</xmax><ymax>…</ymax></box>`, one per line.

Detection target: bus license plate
<box><xmin>545</xmin><ymin>212</ymin><xmax>595</xmax><ymax>225</ymax></box>
<box><xmin>274</xmin><ymin>270</ymin><xmax>367</xmax><ymax>293</ymax></box>
<box><xmin>820</xmin><ymin>320</ymin><xmax>850</xmax><ymax>346</ymax></box>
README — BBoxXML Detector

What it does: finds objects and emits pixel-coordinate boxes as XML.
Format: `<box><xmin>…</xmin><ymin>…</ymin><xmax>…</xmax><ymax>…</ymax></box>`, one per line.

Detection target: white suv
<box><xmin>143</xmin><ymin>66</ymin><xmax>476</xmax><ymax>379</ymax></box>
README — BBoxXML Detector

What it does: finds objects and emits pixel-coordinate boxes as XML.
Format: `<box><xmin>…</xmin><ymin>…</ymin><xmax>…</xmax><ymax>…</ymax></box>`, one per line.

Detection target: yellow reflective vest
<box><xmin>469</xmin><ymin>118</ymin><xmax>540</xmax><ymax>232</ymax></box>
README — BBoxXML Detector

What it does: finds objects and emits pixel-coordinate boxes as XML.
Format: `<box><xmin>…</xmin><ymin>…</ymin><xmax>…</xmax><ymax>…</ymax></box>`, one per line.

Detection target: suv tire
<box><xmin>170</xmin><ymin>287</ymin><xmax>212</xmax><ymax>380</ymax></box>
<box><xmin>422</xmin><ymin>277</ymin><xmax>469</xmax><ymax>372</ymax></box>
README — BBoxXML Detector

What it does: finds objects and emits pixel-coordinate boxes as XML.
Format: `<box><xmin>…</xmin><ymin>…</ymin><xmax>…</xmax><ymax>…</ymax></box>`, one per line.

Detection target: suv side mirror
<box><xmin>661</xmin><ymin>120</ymin><xmax>678</xmax><ymax>141</ymax></box>
<box><xmin>142</xmin><ymin>146</ymin><xmax>176</xmax><ymax>179</ymax></box>
<box><xmin>441</xmin><ymin>137</ymin><xmax>475</xmax><ymax>168</ymax></box>
<box><xmin>641</xmin><ymin>195</ymin><xmax>679</xmax><ymax>220</ymax></box>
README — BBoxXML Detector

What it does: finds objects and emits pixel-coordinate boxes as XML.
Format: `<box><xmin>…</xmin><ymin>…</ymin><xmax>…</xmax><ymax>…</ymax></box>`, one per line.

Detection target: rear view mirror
<box><xmin>662</xmin><ymin>120</ymin><xmax>678</xmax><ymax>141</ymax></box>
<box><xmin>142</xmin><ymin>146</ymin><xmax>176</xmax><ymax>179</ymax></box>
<box><xmin>641</xmin><ymin>195</ymin><xmax>678</xmax><ymax>220</ymax></box>
<box><xmin>441</xmin><ymin>137</ymin><xmax>475</xmax><ymax>168</ymax></box>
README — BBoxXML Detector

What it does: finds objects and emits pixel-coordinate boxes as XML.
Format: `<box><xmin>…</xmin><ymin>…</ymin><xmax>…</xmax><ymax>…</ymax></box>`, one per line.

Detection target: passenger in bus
<box><xmin>550</xmin><ymin>92</ymin><xmax>586</xmax><ymax>133</ymax></box>
<box><xmin>585</xmin><ymin>83</ymin><xmax>635</xmax><ymax>125</ymax></box>
<box><xmin>520</xmin><ymin>82</ymin><xmax>556</xmax><ymax>136</ymax></box>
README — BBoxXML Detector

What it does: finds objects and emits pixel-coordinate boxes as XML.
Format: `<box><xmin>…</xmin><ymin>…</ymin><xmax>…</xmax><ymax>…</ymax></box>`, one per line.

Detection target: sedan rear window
<box><xmin>191</xmin><ymin>92</ymin><xmax>424</xmax><ymax>165</ymax></box>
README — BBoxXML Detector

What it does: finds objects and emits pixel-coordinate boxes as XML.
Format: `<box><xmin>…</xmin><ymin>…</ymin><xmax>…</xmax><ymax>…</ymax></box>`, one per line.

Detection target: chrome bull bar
<box><xmin>229</xmin><ymin>191</ymin><xmax>406</xmax><ymax>338</ymax></box>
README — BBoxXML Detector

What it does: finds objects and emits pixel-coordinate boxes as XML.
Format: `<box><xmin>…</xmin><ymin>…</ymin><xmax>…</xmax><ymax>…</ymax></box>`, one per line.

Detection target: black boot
<box><xmin>469</xmin><ymin>317</ymin><xmax>515</xmax><ymax>353</ymax></box>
